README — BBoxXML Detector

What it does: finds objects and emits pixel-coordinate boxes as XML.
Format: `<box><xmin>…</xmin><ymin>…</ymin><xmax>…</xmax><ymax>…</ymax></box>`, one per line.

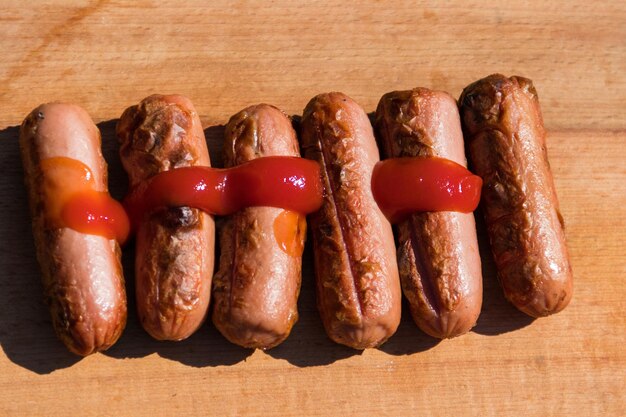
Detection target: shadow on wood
<box><xmin>98</xmin><ymin>120</ymin><xmax>254</xmax><ymax>367</ymax></box>
<box><xmin>0</xmin><ymin>125</ymin><xmax>81</xmax><ymax>374</ymax></box>
<box><xmin>377</xmin><ymin>299</ymin><xmax>442</xmax><ymax>356</ymax></box>
<box><xmin>0</xmin><ymin>120</ymin><xmax>536</xmax><ymax>374</ymax></box>
<box><xmin>266</xmin><ymin>242</ymin><xmax>360</xmax><ymax>366</ymax></box>
<box><xmin>471</xmin><ymin>211</ymin><xmax>536</xmax><ymax>335</ymax></box>
<box><xmin>0</xmin><ymin>121</ymin><xmax>254</xmax><ymax>372</ymax></box>
<box><xmin>204</xmin><ymin>125</ymin><xmax>225</xmax><ymax>168</ymax></box>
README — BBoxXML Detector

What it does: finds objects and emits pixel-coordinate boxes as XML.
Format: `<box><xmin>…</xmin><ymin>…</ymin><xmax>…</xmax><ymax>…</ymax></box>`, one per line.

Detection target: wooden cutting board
<box><xmin>1</xmin><ymin>2</ymin><xmax>624</xmax><ymax>416</ymax></box>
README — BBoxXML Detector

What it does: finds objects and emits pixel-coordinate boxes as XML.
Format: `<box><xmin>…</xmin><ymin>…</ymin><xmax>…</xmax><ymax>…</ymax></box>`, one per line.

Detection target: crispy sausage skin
<box><xmin>375</xmin><ymin>88</ymin><xmax>483</xmax><ymax>338</ymax></box>
<box><xmin>20</xmin><ymin>103</ymin><xmax>127</xmax><ymax>356</ymax></box>
<box><xmin>459</xmin><ymin>74</ymin><xmax>573</xmax><ymax>317</ymax></box>
<box><xmin>117</xmin><ymin>94</ymin><xmax>214</xmax><ymax>340</ymax></box>
<box><xmin>300</xmin><ymin>92</ymin><xmax>401</xmax><ymax>349</ymax></box>
<box><xmin>212</xmin><ymin>104</ymin><xmax>304</xmax><ymax>350</ymax></box>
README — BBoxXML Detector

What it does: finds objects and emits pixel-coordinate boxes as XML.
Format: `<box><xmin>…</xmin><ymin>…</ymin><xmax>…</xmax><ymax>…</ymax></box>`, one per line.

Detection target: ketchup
<box><xmin>40</xmin><ymin>157</ymin><xmax>130</xmax><ymax>244</ymax></box>
<box><xmin>371</xmin><ymin>156</ymin><xmax>482</xmax><ymax>224</ymax></box>
<box><xmin>40</xmin><ymin>155</ymin><xmax>478</xmax><ymax>247</ymax></box>
<box><xmin>60</xmin><ymin>192</ymin><xmax>130</xmax><ymax>244</ymax></box>
<box><xmin>123</xmin><ymin>156</ymin><xmax>324</xmax><ymax>231</ymax></box>
<box><xmin>273</xmin><ymin>210</ymin><xmax>307</xmax><ymax>257</ymax></box>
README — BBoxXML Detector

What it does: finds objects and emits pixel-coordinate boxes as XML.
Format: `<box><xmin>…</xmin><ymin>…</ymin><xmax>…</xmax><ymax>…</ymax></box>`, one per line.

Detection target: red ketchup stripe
<box><xmin>123</xmin><ymin>156</ymin><xmax>324</xmax><ymax>231</ymax></box>
<box><xmin>61</xmin><ymin>191</ymin><xmax>130</xmax><ymax>244</ymax></box>
<box><xmin>40</xmin><ymin>157</ymin><xmax>130</xmax><ymax>244</ymax></box>
<box><xmin>371</xmin><ymin>156</ymin><xmax>482</xmax><ymax>224</ymax></box>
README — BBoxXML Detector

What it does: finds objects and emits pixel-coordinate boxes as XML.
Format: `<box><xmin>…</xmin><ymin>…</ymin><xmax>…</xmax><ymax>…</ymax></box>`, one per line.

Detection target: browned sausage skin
<box><xmin>459</xmin><ymin>74</ymin><xmax>573</xmax><ymax>317</ymax></box>
<box><xmin>300</xmin><ymin>92</ymin><xmax>401</xmax><ymax>349</ymax></box>
<box><xmin>20</xmin><ymin>103</ymin><xmax>127</xmax><ymax>356</ymax></box>
<box><xmin>212</xmin><ymin>104</ymin><xmax>304</xmax><ymax>350</ymax></box>
<box><xmin>375</xmin><ymin>88</ymin><xmax>483</xmax><ymax>338</ymax></box>
<box><xmin>117</xmin><ymin>94</ymin><xmax>214</xmax><ymax>340</ymax></box>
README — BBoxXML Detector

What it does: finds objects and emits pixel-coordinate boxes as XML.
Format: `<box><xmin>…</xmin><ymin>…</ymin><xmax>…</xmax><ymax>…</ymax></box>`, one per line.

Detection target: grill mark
<box><xmin>408</xmin><ymin>215</ymin><xmax>440</xmax><ymax>316</ymax></box>
<box><xmin>317</xmin><ymin>130</ymin><xmax>363</xmax><ymax>318</ymax></box>
<box><xmin>228</xmin><ymin>216</ymin><xmax>239</xmax><ymax>316</ymax></box>
<box><xmin>380</xmin><ymin>93</ymin><xmax>441</xmax><ymax>317</ymax></box>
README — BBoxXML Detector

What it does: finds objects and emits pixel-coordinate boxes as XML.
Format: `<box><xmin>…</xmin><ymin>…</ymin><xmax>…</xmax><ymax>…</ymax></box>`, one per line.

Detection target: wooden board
<box><xmin>1</xmin><ymin>1</ymin><xmax>625</xmax><ymax>416</ymax></box>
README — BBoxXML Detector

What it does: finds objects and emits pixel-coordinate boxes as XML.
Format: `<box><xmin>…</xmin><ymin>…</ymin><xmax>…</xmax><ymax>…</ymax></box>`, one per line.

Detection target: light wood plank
<box><xmin>0</xmin><ymin>2</ymin><xmax>624</xmax><ymax>416</ymax></box>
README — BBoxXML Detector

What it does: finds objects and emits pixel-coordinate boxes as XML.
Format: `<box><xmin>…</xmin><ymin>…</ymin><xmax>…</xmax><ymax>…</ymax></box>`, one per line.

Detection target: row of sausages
<box><xmin>20</xmin><ymin>74</ymin><xmax>573</xmax><ymax>356</ymax></box>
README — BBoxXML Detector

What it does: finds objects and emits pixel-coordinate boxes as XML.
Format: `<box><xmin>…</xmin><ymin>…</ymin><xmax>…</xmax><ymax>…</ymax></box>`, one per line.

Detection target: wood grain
<box><xmin>0</xmin><ymin>1</ymin><xmax>624</xmax><ymax>416</ymax></box>
<box><xmin>1</xmin><ymin>1</ymin><xmax>625</xmax><ymax>129</ymax></box>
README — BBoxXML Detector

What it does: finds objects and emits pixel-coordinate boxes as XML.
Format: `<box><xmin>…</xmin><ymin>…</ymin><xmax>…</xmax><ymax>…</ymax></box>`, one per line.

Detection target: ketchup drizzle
<box><xmin>123</xmin><ymin>156</ymin><xmax>324</xmax><ymax>231</ymax></box>
<box><xmin>371</xmin><ymin>156</ymin><xmax>482</xmax><ymax>224</ymax></box>
<box><xmin>40</xmin><ymin>157</ymin><xmax>130</xmax><ymax>244</ymax></box>
<box><xmin>42</xmin><ymin>154</ymin><xmax>478</xmax><ymax>245</ymax></box>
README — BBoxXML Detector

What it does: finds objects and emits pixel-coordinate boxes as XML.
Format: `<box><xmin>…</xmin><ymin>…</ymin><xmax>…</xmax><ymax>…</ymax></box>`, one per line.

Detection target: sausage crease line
<box><xmin>317</xmin><ymin>125</ymin><xmax>364</xmax><ymax>317</ymax></box>
<box><xmin>408</xmin><ymin>216</ymin><xmax>441</xmax><ymax>316</ymax></box>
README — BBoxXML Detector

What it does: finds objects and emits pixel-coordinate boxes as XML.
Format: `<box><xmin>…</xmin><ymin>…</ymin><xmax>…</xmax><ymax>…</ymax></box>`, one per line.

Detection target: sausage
<box><xmin>117</xmin><ymin>94</ymin><xmax>214</xmax><ymax>340</ymax></box>
<box><xmin>20</xmin><ymin>103</ymin><xmax>127</xmax><ymax>356</ymax></box>
<box><xmin>300</xmin><ymin>92</ymin><xmax>401</xmax><ymax>349</ymax></box>
<box><xmin>212</xmin><ymin>104</ymin><xmax>304</xmax><ymax>350</ymax></box>
<box><xmin>375</xmin><ymin>88</ymin><xmax>483</xmax><ymax>338</ymax></box>
<box><xmin>459</xmin><ymin>74</ymin><xmax>573</xmax><ymax>317</ymax></box>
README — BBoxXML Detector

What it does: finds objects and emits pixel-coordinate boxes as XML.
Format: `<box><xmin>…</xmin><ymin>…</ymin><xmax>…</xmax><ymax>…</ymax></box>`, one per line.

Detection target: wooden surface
<box><xmin>1</xmin><ymin>1</ymin><xmax>625</xmax><ymax>416</ymax></box>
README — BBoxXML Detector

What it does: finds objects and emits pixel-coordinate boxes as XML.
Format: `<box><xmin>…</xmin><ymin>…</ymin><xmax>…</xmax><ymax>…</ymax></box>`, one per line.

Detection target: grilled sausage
<box><xmin>117</xmin><ymin>94</ymin><xmax>214</xmax><ymax>340</ymax></box>
<box><xmin>375</xmin><ymin>88</ymin><xmax>483</xmax><ymax>338</ymax></box>
<box><xmin>459</xmin><ymin>74</ymin><xmax>573</xmax><ymax>317</ymax></box>
<box><xmin>212</xmin><ymin>104</ymin><xmax>305</xmax><ymax>350</ymax></box>
<box><xmin>300</xmin><ymin>92</ymin><xmax>401</xmax><ymax>349</ymax></box>
<box><xmin>20</xmin><ymin>103</ymin><xmax>127</xmax><ymax>356</ymax></box>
